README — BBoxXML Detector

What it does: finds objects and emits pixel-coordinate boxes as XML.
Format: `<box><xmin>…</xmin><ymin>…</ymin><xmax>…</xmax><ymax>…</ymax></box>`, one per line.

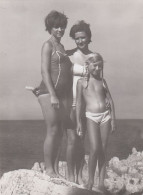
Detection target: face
<box><xmin>74</xmin><ymin>32</ymin><xmax>89</xmax><ymax>50</ymax></box>
<box><xmin>88</xmin><ymin>61</ymin><xmax>103</xmax><ymax>77</ymax></box>
<box><xmin>51</xmin><ymin>26</ymin><xmax>65</xmax><ymax>39</ymax></box>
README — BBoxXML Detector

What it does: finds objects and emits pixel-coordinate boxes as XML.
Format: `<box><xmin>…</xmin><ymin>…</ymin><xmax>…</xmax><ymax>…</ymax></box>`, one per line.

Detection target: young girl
<box><xmin>76</xmin><ymin>53</ymin><xmax>116</xmax><ymax>192</ymax></box>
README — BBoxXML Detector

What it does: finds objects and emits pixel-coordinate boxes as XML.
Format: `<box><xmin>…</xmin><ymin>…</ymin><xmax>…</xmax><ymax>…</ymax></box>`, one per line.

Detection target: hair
<box><xmin>44</xmin><ymin>10</ymin><xmax>68</xmax><ymax>34</ymax></box>
<box><xmin>69</xmin><ymin>20</ymin><xmax>92</xmax><ymax>43</ymax></box>
<box><xmin>83</xmin><ymin>53</ymin><xmax>104</xmax><ymax>88</ymax></box>
<box><xmin>85</xmin><ymin>53</ymin><xmax>103</xmax><ymax>66</ymax></box>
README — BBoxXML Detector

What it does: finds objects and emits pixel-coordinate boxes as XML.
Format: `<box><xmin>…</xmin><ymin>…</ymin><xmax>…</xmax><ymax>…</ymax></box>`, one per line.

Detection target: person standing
<box><xmin>76</xmin><ymin>53</ymin><xmax>116</xmax><ymax>192</ymax></box>
<box><xmin>66</xmin><ymin>20</ymin><xmax>94</xmax><ymax>183</ymax></box>
<box><xmin>37</xmin><ymin>10</ymin><xmax>73</xmax><ymax>178</ymax></box>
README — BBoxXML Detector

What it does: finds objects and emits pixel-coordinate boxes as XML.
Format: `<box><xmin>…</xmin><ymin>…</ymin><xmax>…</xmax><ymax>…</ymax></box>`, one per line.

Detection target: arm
<box><xmin>103</xmin><ymin>79</ymin><xmax>116</xmax><ymax>132</ymax></box>
<box><xmin>76</xmin><ymin>79</ymin><xmax>84</xmax><ymax>137</ymax></box>
<box><xmin>41</xmin><ymin>41</ymin><xmax>59</xmax><ymax>108</ymax></box>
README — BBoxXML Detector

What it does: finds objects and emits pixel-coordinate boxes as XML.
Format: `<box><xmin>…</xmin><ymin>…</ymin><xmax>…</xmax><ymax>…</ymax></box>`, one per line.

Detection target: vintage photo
<box><xmin>0</xmin><ymin>0</ymin><xmax>143</xmax><ymax>194</ymax></box>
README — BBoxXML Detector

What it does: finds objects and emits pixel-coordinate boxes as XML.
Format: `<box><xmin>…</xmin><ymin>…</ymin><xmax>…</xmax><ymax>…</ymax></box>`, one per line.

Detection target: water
<box><xmin>0</xmin><ymin>120</ymin><xmax>143</xmax><ymax>176</ymax></box>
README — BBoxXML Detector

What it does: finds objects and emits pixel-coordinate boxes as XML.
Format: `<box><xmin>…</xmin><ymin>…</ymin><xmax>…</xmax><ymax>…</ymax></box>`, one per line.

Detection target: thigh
<box><xmin>87</xmin><ymin>118</ymin><xmax>101</xmax><ymax>150</ymax></box>
<box><xmin>38</xmin><ymin>94</ymin><xmax>60</xmax><ymax>127</ymax></box>
<box><xmin>100</xmin><ymin>119</ymin><xmax>111</xmax><ymax>149</ymax></box>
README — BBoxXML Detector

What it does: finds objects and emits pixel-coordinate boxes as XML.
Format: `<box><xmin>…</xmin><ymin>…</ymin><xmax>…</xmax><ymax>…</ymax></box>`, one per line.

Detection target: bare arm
<box><xmin>76</xmin><ymin>79</ymin><xmax>84</xmax><ymax>136</ymax></box>
<box><xmin>103</xmin><ymin>79</ymin><xmax>116</xmax><ymax>132</ymax></box>
<box><xmin>41</xmin><ymin>41</ymin><xmax>59</xmax><ymax>108</ymax></box>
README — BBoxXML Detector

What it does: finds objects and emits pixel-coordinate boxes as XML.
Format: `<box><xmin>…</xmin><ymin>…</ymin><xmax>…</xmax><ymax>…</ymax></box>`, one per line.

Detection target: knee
<box><xmin>46</xmin><ymin>125</ymin><xmax>59</xmax><ymax>137</ymax></box>
<box><xmin>67</xmin><ymin>133</ymin><xmax>76</xmax><ymax>146</ymax></box>
<box><xmin>90</xmin><ymin>147</ymin><xmax>99</xmax><ymax>157</ymax></box>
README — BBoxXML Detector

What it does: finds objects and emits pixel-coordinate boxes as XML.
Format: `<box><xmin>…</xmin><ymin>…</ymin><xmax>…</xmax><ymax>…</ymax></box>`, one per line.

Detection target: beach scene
<box><xmin>0</xmin><ymin>0</ymin><xmax>143</xmax><ymax>194</ymax></box>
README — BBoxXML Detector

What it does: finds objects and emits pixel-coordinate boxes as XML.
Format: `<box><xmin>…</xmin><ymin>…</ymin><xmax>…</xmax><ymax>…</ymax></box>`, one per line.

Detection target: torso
<box><xmin>67</xmin><ymin>48</ymin><xmax>93</xmax><ymax>106</ymax></box>
<box><xmin>82</xmin><ymin>78</ymin><xmax>107</xmax><ymax>113</ymax></box>
<box><xmin>39</xmin><ymin>38</ymin><xmax>72</xmax><ymax>98</ymax></box>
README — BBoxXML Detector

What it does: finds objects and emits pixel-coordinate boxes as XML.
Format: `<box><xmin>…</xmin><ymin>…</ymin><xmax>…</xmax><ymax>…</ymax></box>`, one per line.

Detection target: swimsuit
<box><xmin>85</xmin><ymin>110</ymin><xmax>111</xmax><ymax>124</ymax></box>
<box><xmin>38</xmin><ymin>38</ymin><xmax>72</xmax><ymax>98</ymax></box>
<box><xmin>67</xmin><ymin>49</ymin><xmax>91</xmax><ymax>106</ymax></box>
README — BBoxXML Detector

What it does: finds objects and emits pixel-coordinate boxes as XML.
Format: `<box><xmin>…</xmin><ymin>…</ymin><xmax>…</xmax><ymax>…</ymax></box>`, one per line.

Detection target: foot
<box><xmin>83</xmin><ymin>182</ymin><xmax>93</xmax><ymax>191</ymax></box>
<box><xmin>94</xmin><ymin>185</ymin><xmax>106</xmax><ymax>194</ymax></box>
<box><xmin>40</xmin><ymin>162</ymin><xmax>46</xmax><ymax>173</ymax></box>
<box><xmin>56</xmin><ymin>172</ymin><xmax>65</xmax><ymax>180</ymax></box>
<box><xmin>45</xmin><ymin>169</ymin><xmax>58</xmax><ymax>178</ymax></box>
<box><xmin>66</xmin><ymin>174</ymin><xmax>75</xmax><ymax>183</ymax></box>
<box><xmin>76</xmin><ymin>175</ymin><xmax>84</xmax><ymax>185</ymax></box>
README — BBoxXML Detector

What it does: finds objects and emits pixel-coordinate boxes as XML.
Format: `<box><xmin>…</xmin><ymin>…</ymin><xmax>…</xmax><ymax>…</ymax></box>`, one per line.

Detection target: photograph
<box><xmin>0</xmin><ymin>0</ymin><xmax>143</xmax><ymax>194</ymax></box>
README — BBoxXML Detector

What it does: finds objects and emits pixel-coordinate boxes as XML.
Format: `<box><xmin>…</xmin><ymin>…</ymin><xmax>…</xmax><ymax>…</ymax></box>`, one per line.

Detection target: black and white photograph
<box><xmin>0</xmin><ymin>0</ymin><xmax>143</xmax><ymax>194</ymax></box>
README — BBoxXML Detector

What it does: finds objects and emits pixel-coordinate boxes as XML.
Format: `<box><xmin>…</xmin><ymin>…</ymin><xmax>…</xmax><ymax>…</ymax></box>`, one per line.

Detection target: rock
<box><xmin>0</xmin><ymin>167</ymin><xmax>97</xmax><ymax>195</ymax></box>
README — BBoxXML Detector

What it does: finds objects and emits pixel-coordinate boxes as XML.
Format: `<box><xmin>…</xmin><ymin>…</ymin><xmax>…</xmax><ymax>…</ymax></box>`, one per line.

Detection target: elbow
<box><xmin>41</xmin><ymin>69</ymin><xmax>50</xmax><ymax>79</ymax></box>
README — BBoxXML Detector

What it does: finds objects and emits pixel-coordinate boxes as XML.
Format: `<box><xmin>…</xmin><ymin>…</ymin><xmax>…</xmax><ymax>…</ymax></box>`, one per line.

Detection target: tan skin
<box><xmin>76</xmin><ymin>57</ymin><xmax>115</xmax><ymax>192</ymax></box>
<box><xmin>67</xmin><ymin>31</ymin><xmax>93</xmax><ymax>183</ymax></box>
<box><xmin>40</xmin><ymin>26</ymin><xmax>68</xmax><ymax>178</ymax></box>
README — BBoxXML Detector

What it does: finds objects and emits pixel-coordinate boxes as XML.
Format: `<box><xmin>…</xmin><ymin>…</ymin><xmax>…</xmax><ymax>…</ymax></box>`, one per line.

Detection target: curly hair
<box><xmin>69</xmin><ymin>20</ymin><xmax>92</xmax><ymax>43</ymax></box>
<box><xmin>45</xmin><ymin>10</ymin><xmax>68</xmax><ymax>34</ymax></box>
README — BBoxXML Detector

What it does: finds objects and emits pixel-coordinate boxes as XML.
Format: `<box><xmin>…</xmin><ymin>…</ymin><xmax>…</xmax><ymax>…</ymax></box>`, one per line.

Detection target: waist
<box><xmin>38</xmin><ymin>80</ymin><xmax>71</xmax><ymax>97</ymax></box>
<box><xmin>86</xmin><ymin>110</ymin><xmax>110</xmax><ymax>116</ymax></box>
<box><xmin>85</xmin><ymin>101</ymin><xmax>107</xmax><ymax>113</ymax></box>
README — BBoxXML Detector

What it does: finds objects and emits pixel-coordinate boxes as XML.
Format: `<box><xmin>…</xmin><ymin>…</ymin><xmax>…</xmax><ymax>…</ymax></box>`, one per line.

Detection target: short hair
<box><xmin>69</xmin><ymin>20</ymin><xmax>92</xmax><ymax>43</ymax></box>
<box><xmin>45</xmin><ymin>10</ymin><xmax>68</xmax><ymax>34</ymax></box>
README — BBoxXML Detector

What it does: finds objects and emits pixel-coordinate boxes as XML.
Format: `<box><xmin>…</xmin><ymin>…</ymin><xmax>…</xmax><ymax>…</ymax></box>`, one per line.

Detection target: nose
<box><xmin>78</xmin><ymin>38</ymin><xmax>82</xmax><ymax>43</ymax></box>
<box><xmin>95</xmin><ymin>66</ymin><xmax>99</xmax><ymax>70</ymax></box>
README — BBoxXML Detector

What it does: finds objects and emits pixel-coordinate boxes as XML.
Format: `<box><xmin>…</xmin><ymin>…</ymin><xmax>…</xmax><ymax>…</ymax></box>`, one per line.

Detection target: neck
<box><xmin>78</xmin><ymin>46</ymin><xmax>91</xmax><ymax>55</ymax></box>
<box><xmin>90</xmin><ymin>74</ymin><xmax>101</xmax><ymax>80</ymax></box>
<box><xmin>51</xmin><ymin>35</ymin><xmax>61</xmax><ymax>43</ymax></box>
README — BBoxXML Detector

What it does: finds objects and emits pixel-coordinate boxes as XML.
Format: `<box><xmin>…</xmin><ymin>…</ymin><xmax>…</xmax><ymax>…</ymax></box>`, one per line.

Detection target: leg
<box><xmin>67</xmin><ymin>107</ymin><xmax>85</xmax><ymax>183</ymax></box>
<box><xmin>54</xmin><ymin>132</ymin><xmax>65</xmax><ymax>179</ymax></box>
<box><xmin>38</xmin><ymin>94</ymin><xmax>62</xmax><ymax>177</ymax></box>
<box><xmin>86</xmin><ymin>118</ymin><xmax>101</xmax><ymax>191</ymax></box>
<box><xmin>66</xmin><ymin>129</ymin><xmax>77</xmax><ymax>182</ymax></box>
<box><xmin>76</xmin><ymin>116</ymin><xmax>86</xmax><ymax>185</ymax></box>
<box><xmin>75</xmin><ymin>136</ymin><xmax>85</xmax><ymax>185</ymax></box>
<box><xmin>98</xmin><ymin>119</ymin><xmax>111</xmax><ymax>191</ymax></box>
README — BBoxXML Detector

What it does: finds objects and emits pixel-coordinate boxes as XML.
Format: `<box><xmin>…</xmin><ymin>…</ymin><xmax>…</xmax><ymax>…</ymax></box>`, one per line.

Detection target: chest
<box><xmin>84</xmin><ymin>80</ymin><xmax>105</xmax><ymax>96</ymax></box>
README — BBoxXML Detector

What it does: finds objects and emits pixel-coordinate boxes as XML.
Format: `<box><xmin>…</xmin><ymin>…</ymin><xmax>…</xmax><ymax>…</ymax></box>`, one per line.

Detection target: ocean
<box><xmin>0</xmin><ymin>120</ymin><xmax>143</xmax><ymax>177</ymax></box>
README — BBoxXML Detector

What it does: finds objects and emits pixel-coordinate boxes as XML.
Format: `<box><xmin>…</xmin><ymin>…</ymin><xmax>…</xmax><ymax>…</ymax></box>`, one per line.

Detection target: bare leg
<box><xmin>75</xmin><ymin>137</ymin><xmax>85</xmax><ymax>185</ymax></box>
<box><xmin>66</xmin><ymin>129</ymin><xmax>76</xmax><ymax>182</ymax></box>
<box><xmin>85</xmin><ymin>118</ymin><xmax>101</xmax><ymax>191</ymax></box>
<box><xmin>38</xmin><ymin>94</ymin><xmax>62</xmax><ymax>178</ymax></box>
<box><xmin>68</xmin><ymin>107</ymin><xmax>85</xmax><ymax>184</ymax></box>
<box><xmin>98</xmin><ymin>119</ymin><xmax>111</xmax><ymax>192</ymax></box>
<box><xmin>54</xmin><ymin>135</ymin><xmax>65</xmax><ymax>179</ymax></box>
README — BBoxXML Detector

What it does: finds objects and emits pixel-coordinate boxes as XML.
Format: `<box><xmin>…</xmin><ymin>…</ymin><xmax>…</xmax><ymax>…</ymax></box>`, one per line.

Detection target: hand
<box><xmin>76</xmin><ymin>123</ymin><xmax>83</xmax><ymax>137</ymax></box>
<box><xmin>111</xmin><ymin>119</ymin><xmax>116</xmax><ymax>133</ymax></box>
<box><xmin>33</xmin><ymin>88</ymin><xmax>40</xmax><ymax>97</ymax></box>
<box><xmin>50</xmin><ymin>95</ymin><xmax>59</xmax><ymax>109</ymax></box>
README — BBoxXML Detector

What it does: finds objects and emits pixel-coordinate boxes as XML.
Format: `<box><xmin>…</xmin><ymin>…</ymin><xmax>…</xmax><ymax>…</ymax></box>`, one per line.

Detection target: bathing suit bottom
<box><xmin>85</xmin><ymin>110</ymin><xmax>111</xmax><ymax>124</ymax></box>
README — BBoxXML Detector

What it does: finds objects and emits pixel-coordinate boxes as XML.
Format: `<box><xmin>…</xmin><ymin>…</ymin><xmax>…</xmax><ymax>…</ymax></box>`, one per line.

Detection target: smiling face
<box><xmin>51</xmin><ymin>26</ymin><xmax>65</xmax><ymax>39</ymax></box>
<box><xmin>88</xmin><ymin>61</ymin><xmax>103</xmax><ymax>77</ymax></box>
<box><xmin>74</xmin><ymin>31</ymin><xmax>89</xmax><ymax>51</ymax></box>
<box><xmin>87</xmin><ymin>55</ymin><xmax>103</xmax><ymax>77</ymax></box>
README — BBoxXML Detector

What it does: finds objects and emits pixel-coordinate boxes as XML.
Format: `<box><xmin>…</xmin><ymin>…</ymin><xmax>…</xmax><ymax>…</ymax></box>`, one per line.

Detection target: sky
<box><xmin>0</xmin><ymin>0</ymin><xmax>143</xmax><ymax>120</ymax></box>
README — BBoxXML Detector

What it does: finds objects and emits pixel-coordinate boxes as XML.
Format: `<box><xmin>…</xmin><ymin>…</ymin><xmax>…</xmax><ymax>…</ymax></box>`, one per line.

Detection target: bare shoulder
<box><xmin>42</xmin><ymin>40</ymin><xmax>53</xmax><ymax>53</ymax></box>
<box><xmin>102</xmin><ymin>78</ymin><xmax>108</xmax><ymax>86</ymax></box>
